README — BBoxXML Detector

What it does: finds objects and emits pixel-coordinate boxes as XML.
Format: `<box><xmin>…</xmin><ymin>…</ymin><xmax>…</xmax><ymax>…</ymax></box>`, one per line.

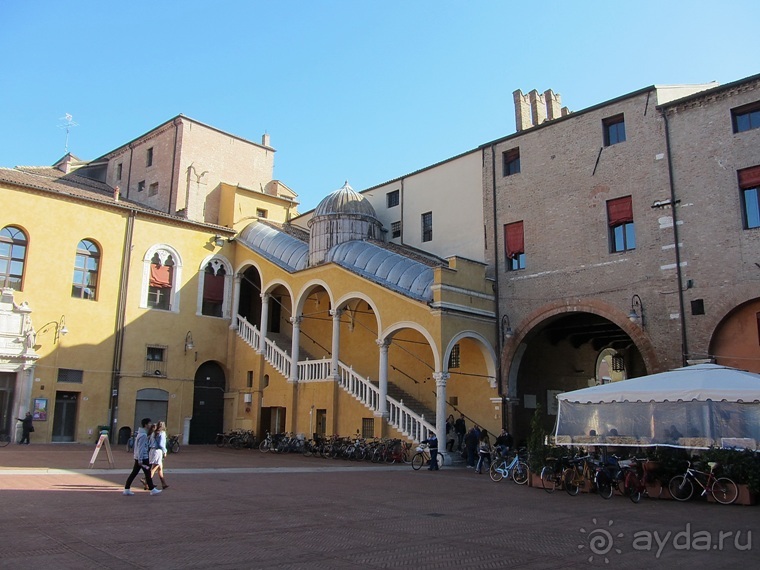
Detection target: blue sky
<box><xmin>1</xmin><ymin>1</ymin><xmax>758</xmax><ymax>212</ymax></box>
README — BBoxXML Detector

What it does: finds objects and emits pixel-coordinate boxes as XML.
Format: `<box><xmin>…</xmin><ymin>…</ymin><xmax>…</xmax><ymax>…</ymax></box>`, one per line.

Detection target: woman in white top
<box><xmin>143</xmin><ymin>421</ymin><xmax>169</xmax><ymax>489</ymax></box>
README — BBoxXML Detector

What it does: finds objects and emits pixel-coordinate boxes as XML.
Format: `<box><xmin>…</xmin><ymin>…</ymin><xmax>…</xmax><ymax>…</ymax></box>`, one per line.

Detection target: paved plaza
<box><xmin>0</xmin><ymin>444</ymin><xmax>757</xmax><ymax>569</ymax></box>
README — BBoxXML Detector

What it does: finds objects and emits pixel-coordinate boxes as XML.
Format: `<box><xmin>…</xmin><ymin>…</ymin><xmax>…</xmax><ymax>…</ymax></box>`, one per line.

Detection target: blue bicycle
<box><xmin>489</xmin><ymin>448</ymin><xmax>529</xmax><ymax>484</ymax></box>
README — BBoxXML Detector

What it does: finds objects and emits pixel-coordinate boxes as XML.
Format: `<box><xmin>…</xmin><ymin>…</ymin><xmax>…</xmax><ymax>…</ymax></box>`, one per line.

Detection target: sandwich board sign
<box><xmin>89</xmin><ymin>432</ymin><xmax>115</xmax><ymax>468</ymax></box>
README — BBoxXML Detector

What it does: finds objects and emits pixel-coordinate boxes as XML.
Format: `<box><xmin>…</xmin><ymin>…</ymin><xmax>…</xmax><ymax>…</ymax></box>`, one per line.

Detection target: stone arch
<box><xmin>334</xmin><ymin>291</ymin><xmax>382</xmax><ymax>335</ymax></box>
<box><xmin>709</xmin><ymin>297</ymin><xmax>760</xmax><ymax>373</ymax></box>
<box><xmin>294</xmin><ymin>279</ymin><xmax>335</xmax><ymax>317</ymax></box>
<box><xmin>444</xmin><ymin>331</ymin><xmax>498</xmax><ymax>388</ymax></box>
<box><xmin>382</xmin><ymin>321</ymin><xmax>440</xmax><ymax>372</ymax></box>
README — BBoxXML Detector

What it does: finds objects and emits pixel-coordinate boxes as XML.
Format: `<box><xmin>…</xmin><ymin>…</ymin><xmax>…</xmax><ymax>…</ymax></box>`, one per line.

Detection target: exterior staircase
<box><xmin>236</xmin><ymin>315</ymin><xmax>435</xmax><ymax>442</ymax></box>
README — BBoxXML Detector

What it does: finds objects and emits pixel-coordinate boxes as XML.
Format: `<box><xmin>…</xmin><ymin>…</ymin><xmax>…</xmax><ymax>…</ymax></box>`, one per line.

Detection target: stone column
<box><xmin>434</xmin><ymin>372</ymin><xmax>449</xmax><ymax>461</ymax></box>
<box><xmin>230</xmin><ymin>273</ymin><xmax>241</xmax><ymax>330</ymax></box>
<box><xmin>288</xmin><ymin>316</ymin><xmax>302</xmax><ymax>383</ymax></box>
<box><xmin>375</xmin><ymin>338</ymin><xmax>390</xmax><ymax>418</ymax></box>
<box><xmin>258</xmin><ymin>293</ymin><xmax>270</xmax><ymax>354</ymax></box>
<box><xmin>330</xmin><ymin>309</ymin><xmax>342</xmax><ymax>380</ymax></box>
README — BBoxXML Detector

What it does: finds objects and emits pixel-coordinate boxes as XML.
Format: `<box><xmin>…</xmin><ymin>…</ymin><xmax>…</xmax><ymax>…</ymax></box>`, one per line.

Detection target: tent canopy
<box><xmin>557</xmin><ymin>364</ymin><xmax>760</xmax><ymax>404</ymax></box>
<box><xmin>553</xmin><ymin>364</ymin><xmax>760</xmax><ymax>449</ymax></box>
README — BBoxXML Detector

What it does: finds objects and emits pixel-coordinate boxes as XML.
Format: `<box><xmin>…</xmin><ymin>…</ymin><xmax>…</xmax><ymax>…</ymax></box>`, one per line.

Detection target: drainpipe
<box><xmin>489</xmin><ymin>144</ymin><xmax>506</xmax><ymax>430</ymax></box>
<box><xmin>109</xmin><ymin>210</ymin><xmax>136</xmax><ymax>440</ymax></box>
<box><xmin>662</xmin><ymin>111</ymin><xmax>689</xmax><ymax>365</ymax></box>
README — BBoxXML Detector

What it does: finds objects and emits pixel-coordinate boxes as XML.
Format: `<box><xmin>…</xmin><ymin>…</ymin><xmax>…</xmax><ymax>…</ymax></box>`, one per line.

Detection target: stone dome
<box><xmin>312</xmin><ymin>181</ymin><xmax>378</xmax><ymax>220</ymax></box>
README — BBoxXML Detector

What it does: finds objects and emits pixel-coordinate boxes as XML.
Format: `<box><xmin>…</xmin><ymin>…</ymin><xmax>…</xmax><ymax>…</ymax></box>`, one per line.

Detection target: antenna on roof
<box><xmin>57</xmin><ymin>113</ymin><xmax>79</xmax><ymax>153</ymax></box>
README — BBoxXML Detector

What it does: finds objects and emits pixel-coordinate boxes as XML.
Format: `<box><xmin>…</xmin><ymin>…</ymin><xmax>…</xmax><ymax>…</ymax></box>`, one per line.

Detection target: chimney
<box><xmin>114</xmin><ymin>186</ymin><xmax>120</xmax><ymax>202</ymax></box>
<box><xmin>544</xmin><ymin>89</ymin><xmax>562</xmax><ymax>120</ymax></box>
<box><xmin>528</xmin><ymin>90</ymin><xmax>547</xmax><ymax>126</ymax></box>
<box><xmin>513</xmin><ymin>90</ymin><xmax>533</xmax><ymax>132</ymax></box>
<box><xmin>261</xmin><ymin>133</ymin><xmax>271</xmax><ymax>147</ymax></box>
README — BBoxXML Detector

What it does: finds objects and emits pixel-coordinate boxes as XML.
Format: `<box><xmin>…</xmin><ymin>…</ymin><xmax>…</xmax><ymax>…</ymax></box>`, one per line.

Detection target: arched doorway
<box><xmin>189</xmin><ymin>361</ymin><xmax>226</xmax><ymax>444</ymax></box>
<box><xmin>710</xmin><ymin>298</ymin><xmax>760</xmax><ymax>374</ymax></box>
<box><xmin>133</xmin><ymin>388</ymin><xmax>169</xmax><ymax>429</ymax></box>
<box><xmin>238</xmin><ymin>266</ymin><xmax>262</xmax><ymax>325</ymax></box>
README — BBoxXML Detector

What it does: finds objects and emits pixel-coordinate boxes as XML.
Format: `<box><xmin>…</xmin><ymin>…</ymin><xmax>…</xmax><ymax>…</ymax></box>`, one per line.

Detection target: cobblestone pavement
<box><xmin>0</xmin><ymin>444</ymin><xmax>757</xmax><ymax>569</ymax></box>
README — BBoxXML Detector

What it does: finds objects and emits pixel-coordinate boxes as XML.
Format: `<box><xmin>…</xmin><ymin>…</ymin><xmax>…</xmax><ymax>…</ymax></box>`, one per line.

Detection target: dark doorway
<box><xmin>270</xmin><ymin>296</ymin><xmax>282</xmax><ymax>333</ymax></box>
<box><xmin>0</xmin><ymin>373</ymin><xmax>14</xmax><ymax>435</ymax></box>
<box><xmin>260</xmin><ymin>406</ymin><xmax>286</xmax><ymax>436</ymax></box>
<box><xmin>190</xmin><ymin>361</ymin><xmax>226</xmax><ymax>444</ymax></box>
<box><xmin>52</xmin><ymin>391</ymin><xmax>78</xmax><ymax>442</ymax></box>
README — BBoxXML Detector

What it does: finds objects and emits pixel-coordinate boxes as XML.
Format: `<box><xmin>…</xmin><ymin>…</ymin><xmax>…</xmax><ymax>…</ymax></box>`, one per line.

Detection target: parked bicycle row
<box><xmin>536</xmin><ymin>452</ymin><xmax>743</xmax><ymax>505</ymax></box>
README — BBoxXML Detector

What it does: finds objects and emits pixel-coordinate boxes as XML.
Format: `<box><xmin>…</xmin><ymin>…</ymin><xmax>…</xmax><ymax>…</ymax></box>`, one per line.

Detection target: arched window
<box><xmin>141</xmin><ymin>245</ymin><xmax>182</xmax><ymax>313</ymax></box>
<box><xmin>0</xmin><ymin>225</ymin><xmax>27</xmax><ymax>291</ymax></box>
<box><xmin>72</xmin><ymin>239</ymin><xmax>100</xmax><ymax>300</ymax></box>
<box><xmin>202</xmin><ymin>261</ymin><xmax>226</xmax><ymax>317</ymax></box>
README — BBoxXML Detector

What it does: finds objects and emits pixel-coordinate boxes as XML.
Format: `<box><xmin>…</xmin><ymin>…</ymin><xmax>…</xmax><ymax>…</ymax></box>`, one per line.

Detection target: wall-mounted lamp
<box><xmin>35</xmin><ymin>315</ymin><xmax>69</xmax><ymax>344</ymax></box>
<box><xmin>184</xmin><ymin>331</ymin><xmax>195</xmax><ymax>353</ymax></box>
<box><xmin>628</xmin><ymin>294</ymin><xmax>644</xmax><ymax>327</ymax></box>
<box><xmin>213</xmin><ymin>235</ymin><xmax>225</xmax><ymax>247</ymax></box>
<box><xmin>501</xmin><ymin>314</ymin><xmax>514</xmax><ymax>343</ymax></box>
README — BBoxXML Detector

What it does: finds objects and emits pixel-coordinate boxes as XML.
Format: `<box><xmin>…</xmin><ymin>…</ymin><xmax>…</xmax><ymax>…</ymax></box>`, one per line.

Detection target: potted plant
<box><xmin>526</xmin><ymin>403</ymin><xmax>548</xmax><ymax>487</ymax></box>
<box><xmin>703</xmin><ymin>447</ymin><xmax>760</xmax><ymax>505</ymax></box>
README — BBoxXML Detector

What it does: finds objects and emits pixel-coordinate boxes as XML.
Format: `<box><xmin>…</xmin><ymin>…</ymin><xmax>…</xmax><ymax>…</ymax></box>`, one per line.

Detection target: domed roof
<box><xmin>313</xmin><ymin>181</ymin><xmax>378</xmax><ymax>219</ymax></box>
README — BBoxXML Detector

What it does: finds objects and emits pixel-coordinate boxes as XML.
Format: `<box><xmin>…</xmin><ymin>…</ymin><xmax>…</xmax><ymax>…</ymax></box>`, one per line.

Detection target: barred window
<box><xmin>361</xmin><ymin>418</ymin><xmax>374</xmax><ymax>439</ymax></box>
<box><xmin>57</xmin><ymin>368</ymin><xmax>83</xmax><ymax>383</ymax></box>
<box><xmin>448</xmin><ymin>344</ymin><xmax>461</xmax><ymax>369</ymax></box>
<box><xmin>145</xmin><ymin>345</ymin><xmax>167</xmax><ymax>377</ymax></box>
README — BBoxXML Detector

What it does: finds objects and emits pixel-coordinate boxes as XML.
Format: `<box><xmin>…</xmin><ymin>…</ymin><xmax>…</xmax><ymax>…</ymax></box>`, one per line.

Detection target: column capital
<box><xmin>375</xmin><ymin>338</ymin><xmax>391</xmax><ymax>349</ymax></box>
<box><xmin>433</xmin><ymin>371</ymin><xmax>450</xmax><ymax>387</ymax></box>
<box><xmin>330</xmin><ymin>308</ymin><xmax>343</xmax><ymax>318</ymax></box>
<box><xmin>260</xmin><ymin>292</ymin><xmax>269</xmax><ymax>300</ymax></box>
<box><xmin>289</xmin><ymin>316</ymin><xmax>302</xmax><ymax>326</ymax></box>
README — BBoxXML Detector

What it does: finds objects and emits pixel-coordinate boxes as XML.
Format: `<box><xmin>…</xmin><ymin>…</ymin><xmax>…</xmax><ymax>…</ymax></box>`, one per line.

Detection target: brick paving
<box><xmin>0</xmin><ymin>444</ymin><xmax>757</xmax><ymax>569</ymax></box>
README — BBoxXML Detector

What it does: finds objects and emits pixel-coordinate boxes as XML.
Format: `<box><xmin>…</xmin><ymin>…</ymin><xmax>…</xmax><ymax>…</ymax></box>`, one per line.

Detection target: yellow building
<box><xmin>1</xmin><ymin>119</ymin><xmax>499</xmax><ymax>448</ymax></box>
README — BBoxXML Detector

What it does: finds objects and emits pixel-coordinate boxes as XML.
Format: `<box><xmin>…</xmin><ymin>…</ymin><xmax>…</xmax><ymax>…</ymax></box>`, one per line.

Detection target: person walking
<box><xmin>124</xmin><ymin>418</ymin><xmax>161</xmax><ymax>496</ymax></box>
<box><xmin>421</xmin><ymin>432</ymin><xmax>439</xmax><ymax>471</ymax></box>
<box><xmin>464</xmin><ymin>427</ymin><xmax>478</xmax><ymax>469</ymax></box>
<box><xmin>445</xmin><ymin>414</ymin><xmax>456</xmax><ymax>452</ymax></box>
<box><xmin>475</xmin><ymin>429</ymin><xmax>492</xmax><ymax>474</ymax></box>
<box><xmin>144</xmin><ymin>420</ymin><xmax>169</xmax><ymax>490</ymax></box>
<box><xmin>17</xmin><ymin>412</ymin><xmax>34</xmax><ymax>444</ymax></box>
<box><xmin>454</xmin><ymin>414</ymin><xmax>466</xmax><ymax>451</ymax></box>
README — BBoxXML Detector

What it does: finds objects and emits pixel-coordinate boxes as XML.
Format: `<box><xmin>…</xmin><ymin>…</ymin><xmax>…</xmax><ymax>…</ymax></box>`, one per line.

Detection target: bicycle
<box><xmin>562</xmin><ymin>455</ymin><xmax>611</xmax><ymax>498</ymax></box>
<box><xmin>411</xmin><ymin>443</ymin><xmax>444</xmax><ymax>470</ymax></box>
<box><xmin>540</xmin><ymin>456</ymin><xmax>571</xmax><ymax>493</ymax></box>
<box><xmin>258</xmin><ymin>431</ymin><xmax>273</xmax><ymax>452</ymax></box>
<box><xmin>166</xmin><ymin>433</ymin><xmax>181</xmax><ymax>454</ymax></box>
<box><xmin>0</xmin><ymin>431</ymin><xmax>10</xmax><ymax>447</ymax></box>
<box><xmin>488</xmin><ymin>448</ymin><xmax>529</xmax><ymax>484</ymax></box>
<box><xmin>668</xmin><ymin>461</ymin><xmax>738</xmax><ymax>505</ymax></box>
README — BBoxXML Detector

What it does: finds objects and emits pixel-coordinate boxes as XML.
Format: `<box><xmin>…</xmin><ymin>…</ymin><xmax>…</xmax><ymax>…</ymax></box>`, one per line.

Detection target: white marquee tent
<box><xmin>553</xmin><ymin>364</ymin><xmax>760</xmax><ymax>449</ymax></box>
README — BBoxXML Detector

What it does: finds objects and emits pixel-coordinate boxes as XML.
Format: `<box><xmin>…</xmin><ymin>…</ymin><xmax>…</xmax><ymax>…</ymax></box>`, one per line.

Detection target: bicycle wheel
<box><xmin>540</xmin><ymin>466</ymin><xmax>559</xmax><ymax>493</ymax></box>
<box><xmin>489</xmin><ymin>462</ymin><xmax>504</xmax><ymax>482</ymax></box>
<box><xmin>401</xmin><ymin>447</ymin><xmax>412</xmax><ymax>464</ymax></box>
<box><xmin>0</xmin><ymin>433</ymin><xmax>11</xmax><ymax>447</ymax></box>
<box><xmin>411</xmin><ymin>452</ymin><xmax>424</xmax><ymax>470</ymax></box>
<box><xmin>512</xmin><ymin>461</ymin><xmax>529</xmax><ymax>485</ymax></box>
<box><xmin>596</xmin><ymin>471</ymin><xmax>614</xmax><ymax>499</ymax></box>
<box><xmin>563</xmin><ymin>468</ymin><xmax>580</xmax><ymax>496</ymax></box>
<box><xmin>170</xmin><ymin>441</ymin><xmax>180</xmax><ymax>454</ymax></box>
<box><xmin>436</xmin><ymin>452</ymin><xmax>445</xmax><ymax>469</ymax></box>
<box><xmin>711</xmin><ymin>477</ymin><xmax>739</xmax><ymax>505</ymax></box>
<box><xmin>668</xmin><ymin>475</ymin><xmax>694</xmax><ymax>501</ymax></box>
<box><xmin>258</xmin><ymin>440</ymin><xmax>270</xmax><ymax>453</ymax></box>
<box><xmin>625</xmin><ymin>472</ymin><xmax>642</xmax><ymax>503</ymax></box>
<box><xmin>216</xmin><ymin>434</ymin><xmax>226</xmax><ymax>448</ymax></box>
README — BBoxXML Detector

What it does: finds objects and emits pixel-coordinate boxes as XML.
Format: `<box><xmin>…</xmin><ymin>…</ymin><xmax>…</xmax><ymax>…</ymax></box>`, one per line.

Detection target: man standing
<box><xmin>17</xmin><ymin>412</ymin><xmax>33</xmax><ymax>444</ymax></box>
<box><xmin>123</xmin><ymin>418</ymin><xmax>161</xmax><ymax>496</ymax></box>
<box><xmin>421</xmin><ymin>432</ymin><xmax>439</xmax><ymax>471</ymax></box>
<box><xmin>454</xmin><ymin>414</ymin><xmax>466</xmax><ymax>451</ymax></box>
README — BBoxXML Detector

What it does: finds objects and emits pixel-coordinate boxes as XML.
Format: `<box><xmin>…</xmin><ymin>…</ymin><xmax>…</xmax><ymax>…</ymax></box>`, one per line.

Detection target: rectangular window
<box><xmin>391</xmin><ymin>221</ymin><xmax>401</xmax><ymax>239</ymax></box>
<box><xmin>421</xmin><ymin>212</ymin><xmax>433</xmax><ymax>242</ymax></box>
<box><xmin>739</xmin><ymin>165</ymin><xmax>760</xmax><ymax>229</ymax></box>
<box><xmin>448</xmin><ymin>344</ymin><xmax>460</xmax><ymax>369</ymax></box>
<box><xmin>361</xmin><ymin>418</ymin><xmax>374</xmax><ymax>439</ymax></box>
<box><xmin>256</xmin><ymin>208</ymin><xmax>268</xmax><ymax>218</ymax></box>
<box><xmin>732</xmin><ymin>102</ymin><xmax>760</xmax><ymax>133</ymax></box>
<box><xmin>146</xmin><ymin>147</ymin><xmax>154</xmax><ymax>167</ymax></box>
<box><xmin>137</xmin><ymin>180</ymin><xmax>146</xmax><ymax>193</ymax></box>
<box><xmin>502</xmin><ymin>148</ymin><xmax>520</xmax><ymax>176</ymax></box>
<box><xmin>247</xmin><ymin>371</ymin><xmax>253</xmax><ymax>388</ymax></box>
<box><xmin>116</xmin><ymin>163</ymin><xmax>122</xmax><ymax>180</ymax></box>
<box><xmin>202</xmin><ymin>270</ymin><xmax>225</xmax><ymax>317</ymax></box>
<box><xmin>607</xmin><ymin>196</ymin><xmax>635</xmax><ymax>252</ymax></box>
<box><xmin>149</xmin><ymin>182</ymin><xmax>159</xmax><ymax>197</ymax></box>
<box><xmin>387</xmin><ymin>190</ymin><xmax>400</xmax><ymax>208</ymax></box>
<box><xmin>145</xmin><ymin>345</ymin><xmax>167</xmax><ymax>377</ymax></box>
<box><xmin>57</xmin><ymin>368</ymin><xmax>83</xmax><ymax>383</ymax></box>
<box><xmin>504</xmin><ymin>221</ymin><xmax>526</xmax><ymax>270</ymax></box>
<box><xmin>603</xmin><ymin>114</ymin><xmax>626</xmax><ymax>146</ymax></box>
